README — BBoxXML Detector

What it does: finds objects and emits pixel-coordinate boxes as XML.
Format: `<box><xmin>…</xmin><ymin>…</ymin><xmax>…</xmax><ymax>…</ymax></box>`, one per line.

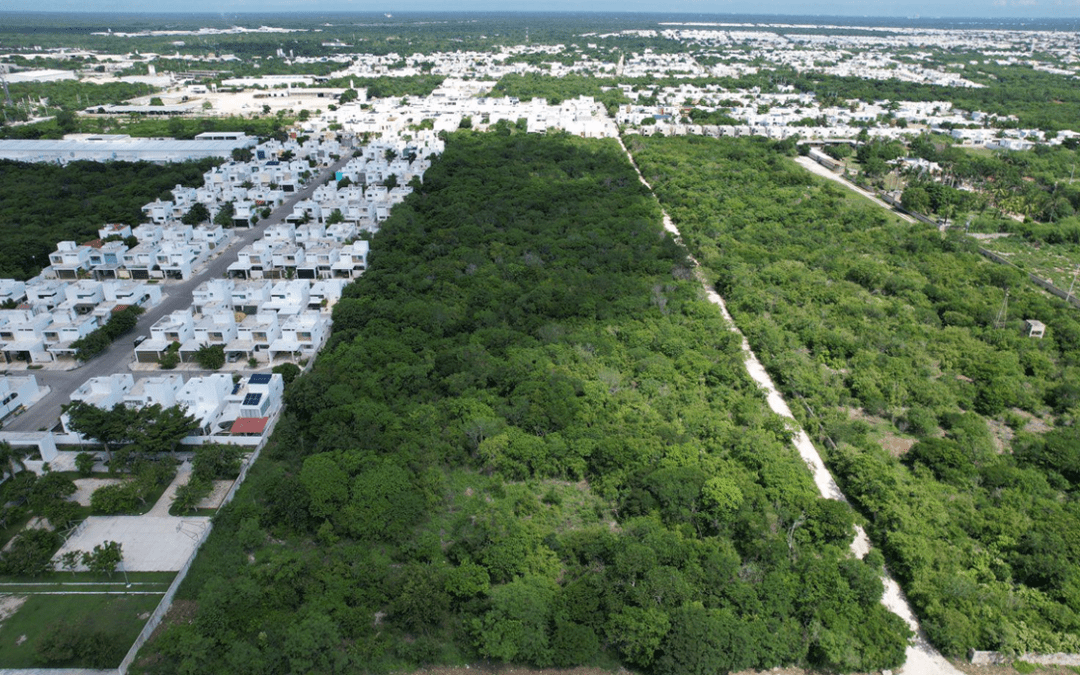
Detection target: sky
<box><xmin>1</xmin><ymin>0</ymin><xmax>1078</xmax><ymax>18</ymax></box>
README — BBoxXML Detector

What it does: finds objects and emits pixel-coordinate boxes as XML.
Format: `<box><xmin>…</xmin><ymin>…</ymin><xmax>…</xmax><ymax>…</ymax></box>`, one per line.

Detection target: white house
<box><xmin>0</xmin><ymin>374</ymin><xmax>44</xmax><ymax>420</ymax></box>
<box><xmin>176</xmin><ymin>374</ymin><xmax>234</xmax><ymax>436</ymax></box>
<box><xmin>62</xmin><ymin>373</ymin><xmax>135</xmax><ymax>433</ymax></box>
<box><xmin>48</xmin><ymin>241</ymin><xmax>93</xmax><ymax>280</ymax></box>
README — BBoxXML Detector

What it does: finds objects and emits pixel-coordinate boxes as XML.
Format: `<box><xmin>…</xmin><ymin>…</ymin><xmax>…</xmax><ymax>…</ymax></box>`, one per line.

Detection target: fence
<box><xmin>977</xmin><ymin>247</ymin><xmax>1080</xmax><ymax>309</ymax></box>
<box><xmin>116</xmin><ymin>520</ymin><xmax>213</xmax><ymax>674</ymax></box>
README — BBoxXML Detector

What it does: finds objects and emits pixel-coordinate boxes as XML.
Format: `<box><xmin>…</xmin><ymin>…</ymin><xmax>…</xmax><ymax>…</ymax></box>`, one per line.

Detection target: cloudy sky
<box><xmin>1</xmin><ymin>0</ymin><xmax>1076</xmax><ymax>17</ymax></box>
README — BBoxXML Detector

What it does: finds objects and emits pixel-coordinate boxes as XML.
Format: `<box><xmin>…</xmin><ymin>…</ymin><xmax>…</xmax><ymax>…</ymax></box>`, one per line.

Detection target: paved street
<box><xmin>5</xmin><ymin>150</ymin><xmax>356</xmax><ymax>433</ymax></box>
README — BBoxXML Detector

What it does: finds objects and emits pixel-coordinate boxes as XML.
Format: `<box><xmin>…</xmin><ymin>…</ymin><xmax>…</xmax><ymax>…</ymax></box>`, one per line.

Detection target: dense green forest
<box><xmin>135</xmin><ymin>130</ymin><xmax>908</xmax><ymax>674</ymax></box>
<box><xmin>0</xmin><ymin>158</ymin><xmax>219</xmax><ymax>279</ymax></box>
<box><xmin>628</xmin><ymin>134</ymin><xmax>1080</xmax><ymax>655</ymax></box>
<box><xmin>0</xmin><ymin>113</ymin><xmax>296</xmax><ymax>141</ymax></box>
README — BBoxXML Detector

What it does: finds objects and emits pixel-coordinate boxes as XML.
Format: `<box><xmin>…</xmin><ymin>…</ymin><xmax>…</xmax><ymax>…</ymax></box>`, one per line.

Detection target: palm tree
<box><xmin>0</xmin><ymin>441</ymin><xmax>27</xmax><ymax>480</ymax></box>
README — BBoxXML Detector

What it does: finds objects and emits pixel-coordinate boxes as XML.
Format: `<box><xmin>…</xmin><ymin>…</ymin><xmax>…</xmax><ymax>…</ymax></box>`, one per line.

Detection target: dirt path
<box><xmin>617</xmin><ymin>136</ymin><xmax>962</xmax><ymax>675</ymax></box>
<box><xmin>795</xmin><ymin>155</ymin><xmax>917</xmax><ymax>223</ymax></box>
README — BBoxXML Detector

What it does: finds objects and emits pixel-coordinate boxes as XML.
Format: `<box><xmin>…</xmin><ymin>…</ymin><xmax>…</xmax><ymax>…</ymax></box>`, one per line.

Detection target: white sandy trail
<box><xmin>617</xmin><ymin>136</ymin><xmax>962</xmax><ymax>675</ymax></box>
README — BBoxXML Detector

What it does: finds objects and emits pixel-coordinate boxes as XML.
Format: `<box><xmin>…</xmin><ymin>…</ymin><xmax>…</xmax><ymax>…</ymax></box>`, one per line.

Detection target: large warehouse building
<box><xmin>0</xmin><ymin>132</ymin><xmax>256</xmax><ymax>163</ymax></box>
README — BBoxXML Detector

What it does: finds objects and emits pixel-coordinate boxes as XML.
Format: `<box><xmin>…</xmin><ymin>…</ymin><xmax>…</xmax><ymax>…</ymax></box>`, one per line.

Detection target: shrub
<box><xmin>75</xmin><ymin>452</ymin><xmax>96</xmax><ymax>476</ymax></box>
<box><xmin>90</xmin><ymin>481</ymin><xmax>140</xmax><ymax>515</ymax></box>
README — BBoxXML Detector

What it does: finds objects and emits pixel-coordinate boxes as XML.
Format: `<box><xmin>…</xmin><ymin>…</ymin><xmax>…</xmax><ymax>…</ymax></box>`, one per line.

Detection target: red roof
<box><xmin>230</xmin><ymin>417</ymin><xmax>269</xmax><ymax>435</ymax></box>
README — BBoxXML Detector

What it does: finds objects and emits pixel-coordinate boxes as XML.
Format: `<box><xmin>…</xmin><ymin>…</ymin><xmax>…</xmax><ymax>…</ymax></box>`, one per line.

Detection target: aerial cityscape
<box><xmin>0</xmin><ymin>8</ymin><xmax>1078</xmax><ymax>675</ymax></box>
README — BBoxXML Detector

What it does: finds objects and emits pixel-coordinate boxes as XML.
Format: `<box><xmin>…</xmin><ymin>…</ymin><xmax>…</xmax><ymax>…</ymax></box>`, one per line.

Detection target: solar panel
<box><xmin>249</xmin><ymin>374</ymin><xmax>272</xmax><ymax>385</ymax></box>
<box><xmin>242</xmin><ymin>393</ymin><xmax>263</xmax><ymax>406</ymax></box>
<box><xmin>231</xmin><ymin>383</ymin><xmax>242</xmax><ymax>395</ymax></box>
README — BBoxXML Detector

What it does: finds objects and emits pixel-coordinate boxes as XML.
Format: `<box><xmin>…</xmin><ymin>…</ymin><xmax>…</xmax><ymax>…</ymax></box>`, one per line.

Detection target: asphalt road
<box><xmin>5</xmin><ymin>150</ymin><xmax>356</xmax><ymax>433</ymax></box>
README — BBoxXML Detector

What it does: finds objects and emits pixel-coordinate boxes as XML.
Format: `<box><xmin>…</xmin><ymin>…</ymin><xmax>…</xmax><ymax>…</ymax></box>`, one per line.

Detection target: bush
<box><xmin>0</xmin><ymin>528</ymin><xmax>60</xmax><ymax>576</ymax></box>
<box><xmin>193</xmin><ymin>344</ymin><xmax>225</xmax><ymax>370</ymax></box>
<box><xmin>36</xmin><ymin>625</ymin><xmax>125</xmax><ymax>668</ymax></box>
<box><xmin>272</xmin><ymin>362</ymin><xmax>301</xmax><ymax>386</ymax></box>
<box><xmin>171</xmin><ymin>475</ymin><xmax>212</xmax><ymax>515</ymax></box>
<box><xmin>90</xmin><ymin>481</ymin><xmax>140</xmax><ymax>515</ymax></box>
<box><xmin>75</xmin><ymin>452</ymin><xmax>96</xmax><ymax>476</ymax></box>
<box><xmin>192</xmin><ymin>444</ymin><xmax>243</xmax><ymax>481</ymax></box>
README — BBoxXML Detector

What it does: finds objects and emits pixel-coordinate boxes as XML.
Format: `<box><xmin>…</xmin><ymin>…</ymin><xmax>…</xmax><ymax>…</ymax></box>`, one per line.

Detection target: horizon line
<box><xmin>0</xmin><ymin>9</ymin><xmax>1076</xmax><ymax>20</ymax></box>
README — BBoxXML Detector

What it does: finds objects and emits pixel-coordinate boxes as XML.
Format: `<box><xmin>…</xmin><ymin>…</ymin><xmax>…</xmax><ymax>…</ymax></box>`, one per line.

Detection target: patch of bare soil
<box><xmin>194</xmin><ymin>480</ymin><xmax>232</xmax><ymax>510</ymax></box>
<box><xmin>952</xmin><ymin>659</ymin><xmax>1062</xmax><ymax>675</ymax></box>
<box><xmin>0</xmin><ymin>595</ymin><xmax>27</xmax><ymax>629</ymax></box>
<box><xmin>1011</xmin><ymin>408</ymin><xmax>1052</xmax><ymax>434</ymax></box>
<box><xmin>135</xmin><ymin>599</ymin><xmax>197</xmax><ymax>670</ymax></box>
<box><xmin>880</xmin><ymin>432</ymin><xmax>917</xmax><ymax>457</ymax></box>
<box><xmin>71</xmin><ymin>477</ymin><xmax>130</xmax><ymax>506</ymax></box>
<box><xmin>985</xmin><ymin>418</ymin><xmax>1014</xmax><ymax>454</ymax></box>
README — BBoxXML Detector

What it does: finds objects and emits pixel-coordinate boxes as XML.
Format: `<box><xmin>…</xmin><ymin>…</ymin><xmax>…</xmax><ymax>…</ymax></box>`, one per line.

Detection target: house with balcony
<box><xmin>155</xmin><ymin>240</ymin><xmax>201</xmax><ymax>280</ymax></box>
<box><xmin>136</xmin><ymin>309</ymin><xmax>195</xmax><ymax>363</ymax></box>
<box><xmin>0</xmin><ymin>311</ymin><xmax>53</xmax><ymax>364</ymax></box>
<box><xmin>263</xmin><ymin>280</ymin><xmax>310</xmax><ymax>316</ymax></box>
<box><xmin>272</xmin><ymin>245</ymin><xmax>305</xmax><ymax>276</ymax></box>
<box><xmin>48</xmin><ymin>241</ymin><xmax>93</xmax><ymax>280</ymax></box>
<box><xmin>331</xmin><ymin>240</ymin><xmax>369</xmax><ymax>279</ymax></box>
<box><xmin>142</xmin><ymin>198</ymin><xmax>174</xmax><ymax>224</ymax></box>
<box><xmin>269</xmin><ymin>311</ymin><xmax>329</xmax><ymax>361</ymax></box>
<box><xmin>101</xmin><ymin>280</ymin><xmax>161</xmax><ymax>309</ymax></box>
<box><xmin>193</xmin><ymin>224</ymin><xmax>228</xmax><ymax>250</ymax></box>
<box><xmin>325</xmin><ymin>221</ymin><xmax>359</xmax><ymax>243</ymax></box>
<box><xmin>296</xmin><ymin>245</ymin><xmax>340</xmax><ymax>280</ymax></box>
<box><xmin>0</xmin><ymin>280</ymin><xmax>26</xmax><ymax>308</ymax></box>
<box><xmin>193</xmin><ymin>279</ymin><xmax>235</xmax><ymax>314</ymax></box>
<box><xmin>192</xmin><ymin>308</ymin><xmax>238</xmax><ymax>348</ymax></box>
<box><xmin>123</xmin><ymin>374</ymin><xmax>184</xmax><ymax>410</ymax></box>
<box><xmin>231</xmin><ymin>280</ymin><xmax>274</xmax><ymax>315</ymax></box>
<box><xmin>308</xmin><ymin>279</ymin><xmax>347</xmax><ymax>311</ymax></box>
<box><xmin>44</xmin><ymin>313</ymin><xmax>101</xmax><ymax>359</ymax></box>
<box><xmin>230</xmin><ymin>312</ymin><xmax>280</xmax><ymax>363</ymax></box>
<box><xmin>176</xmin><ymin>374</ymin><xmax>233</xmax><ymax>436</ymax></box>
<box><xmin>24</xmin><ymin>281</ymin><xmax>65</xmax><ymax>311</ymax></box>
<box><xmin>61</xmin><ymin>280</ymin><xmax>105</xmax><ymax>315</ymax></box>
<box><xmin>228</xmin><ymin>242</ymin><xmax>279</xmax><ymax>280</ymax></box>
<box><xmin>88</xmin><ymin>241</ymin><xmax>129</xmax><ymax>280</ymax></box>
<box><xmin>122</xmin><ymin>243</ymin><xmax>159</xmax><ymax>280</ymax></box>
<box><xmin>284</xmin><ymin>199</ymin><xmax>323</xmax><ymax>225</ymax></box>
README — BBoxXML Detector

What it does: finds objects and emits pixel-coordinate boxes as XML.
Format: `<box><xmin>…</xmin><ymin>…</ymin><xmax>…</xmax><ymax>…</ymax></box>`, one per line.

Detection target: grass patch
<box><xmin>0</xmin><ymin>592</ymin><xmax>162</xmax><ymax>668</ymax></box>
<box><xmin>980</xmin><ymin>235</ymin><xmax>1080</xmax><ymax>291</ymax></box>
<box><xmin>0</xmin><ymin>570</ymin><xmax>176</xmax><ymax>593</ymax></box>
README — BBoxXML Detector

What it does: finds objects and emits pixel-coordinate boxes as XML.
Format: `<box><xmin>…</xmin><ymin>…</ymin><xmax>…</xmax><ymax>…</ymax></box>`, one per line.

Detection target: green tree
<box><xmin>193</xmin><ymin>344</ymin><xmax>226</xmax><ymax>370</ymax></box>
<box><xmin>272</xmin><ymin>362</ymin><xmax>301</xmax><ymax>386</ymax></box>
<box><xmin>75</xmin><ymin>452</ymin><xmax>96</xmax><ymax>477</ymax></box>
<box><xmin>181</xmin><ymin>202</ymin><xmax>211</xmax><ymax>225</ymax></box>
<box><xmin>0</xmin><ymin>441</ymin><xmax>28</xmax><ymax>479</ymax></box>
<box><xmin>213</xmin><ymin>202</ymin><xmax>235</xmax><ymax>228</ymax></box>
<box><xmin>65</xmin><ymin>401</ymin><xmax>136</xmax><ymax>464</ymax></box>
<box><xmin>901</xmin><ymin>186</ymin><xmax>931</xmax><ymax>214</ymax></box>
<box><xmin>81</xmin><ymin>540</ymin><xmax>122</xmax><ymax>577</ymax></box>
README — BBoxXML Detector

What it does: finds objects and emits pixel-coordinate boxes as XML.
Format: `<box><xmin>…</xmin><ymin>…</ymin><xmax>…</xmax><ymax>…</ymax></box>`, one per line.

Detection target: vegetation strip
<box><xmin>627</xmin><ymin>133</ymin><xmax>1080</xmax><ymax>656</ymax></box>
